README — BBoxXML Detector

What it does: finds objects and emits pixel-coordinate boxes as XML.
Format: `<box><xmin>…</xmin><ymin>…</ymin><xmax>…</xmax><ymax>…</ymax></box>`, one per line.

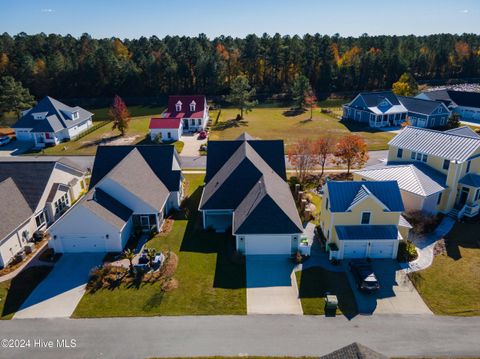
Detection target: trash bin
<box><xmin>325</xmin><ymin>294</ymin><xmax>338</xmax><ymax>311</ymax></box>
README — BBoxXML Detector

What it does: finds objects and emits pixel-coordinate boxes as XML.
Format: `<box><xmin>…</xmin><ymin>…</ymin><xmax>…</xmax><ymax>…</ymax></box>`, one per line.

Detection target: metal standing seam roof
<box><xmin>399</xmin><ymin>215</ymin><xmax>413</xmax><ymax>229</ymax></box>
<box><xmin>0</xmin><ymin>178</ymin><xmax>33</xmax><ymax>240</ymax></box>
<box><xmin>326</xmin><ymin>181</ymin><xmax>404</xmax><ymax>213</ymax></box>
<box><xmin>355</xmin><ymin>162</ymin><xmax>446</xmax><ymax>197</ymax></box>
<box><xmin>335</xmin><ymin>225</ymin><xmax>400</xmax><ymax>241</ymax></box>
<box><xmin>388</xmin><ymin>126</ymin><xmax>480</xmax><ymax>162</ymax></box>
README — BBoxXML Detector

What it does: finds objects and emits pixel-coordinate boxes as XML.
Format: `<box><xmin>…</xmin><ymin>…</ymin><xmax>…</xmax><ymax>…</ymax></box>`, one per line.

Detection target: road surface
<box><xmin>0</xmin><ymin>315</ymin><xmax>478</xmax><ymax>359</ymax></box>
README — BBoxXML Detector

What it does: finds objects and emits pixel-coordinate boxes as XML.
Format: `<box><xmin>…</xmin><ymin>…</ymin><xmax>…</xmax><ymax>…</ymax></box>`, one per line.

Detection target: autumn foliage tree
<box><xmin>334</xmin><ymin>135</ymin><xmax>369</xmax><ymax>174</ymax></box>
<box><xmin>287</xmin><ymin>138</ymin><xmax>318</xmax><ymax>183</ymax></box>
<box><xmin>313</xmin><ymin>136</ymin><xmax>335</xmax><ymax>178</ymax></box>
<box><xmin>110</xmin><ymin>95</ymin><xmax>131</xmax><ymax>136</ymax></box>
<box><xmin>392</xmin><ymin>73</ymin><xmax>419</xmax><ymax>96</ymax></box>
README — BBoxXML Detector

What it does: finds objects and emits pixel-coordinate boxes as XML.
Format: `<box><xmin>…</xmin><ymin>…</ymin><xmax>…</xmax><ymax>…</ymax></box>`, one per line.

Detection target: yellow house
<box><xmin>319</xmin><ymin>180</ymin><xmax>409</xmax><ymax>260</ymax></box>
<box><xmin>356</xmin><ymin>126</ymin><xmax>480</xmax><ymax>219</ymax></box>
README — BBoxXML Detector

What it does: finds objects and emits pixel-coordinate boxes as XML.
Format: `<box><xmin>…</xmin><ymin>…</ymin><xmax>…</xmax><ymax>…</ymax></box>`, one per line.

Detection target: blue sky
<box><xmin>1</xmin><ymin>0</ymin><xmax>479</xmax><ymax>39</ymax></box>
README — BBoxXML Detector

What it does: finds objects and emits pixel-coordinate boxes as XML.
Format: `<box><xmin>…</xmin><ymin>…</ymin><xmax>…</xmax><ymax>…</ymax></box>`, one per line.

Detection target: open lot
<box><xmin>210</xmin><ymin>105</ymin><xmax>395</xmax><ymax>151</ymax></box>
<box><xmin>73</xmin><ymin>174</ymin><xmax>246</xmax><ymax>317</ymax></box>
<box><xmin>409</xmin><ymin>222</ymin><xmax>480</xmax><ymax>316</ymax></box>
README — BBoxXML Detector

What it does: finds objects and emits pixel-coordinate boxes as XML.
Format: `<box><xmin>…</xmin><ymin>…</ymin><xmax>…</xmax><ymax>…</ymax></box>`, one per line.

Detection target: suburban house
<box><xmin>12</xmin><ymin>96</ymin><xmax>94</xmax><ymax>147</ymax></box>
<box><xmin>417</xmin><ymin>90</ymin><xmax>480</xmax><ymax>123</ymax></box>
<box><xmin>342</xmin><ymin>91</ymin><xmax>450</xmax><ymax>128</ymax></box>
<box><xmin>149</xmin><ymin>95</ymin><xmax>209</xmax><ymax>141</ymax></box>
<box><xmin>48</xmin><ymin>145</ymin><xmax>183</xmax><ymax>253</ymax></box>
<box><xmin>319</xmin><ymin>180</ymin><xmax>408</xmax><ymax>260</ymax></box>
<box><xmin>355</xmin><ymin>126</ymin><xmax>480</xmax><ymax>218</ymax></box>
<box><xmin>0</xmin><ymin>160</ymin><xmax>87</xmax><ymax>268</ymax></box>
<box><xmin>199</xmin><ymin>133</ymin><xmax>304</xmax><ymax>256</ymax></box>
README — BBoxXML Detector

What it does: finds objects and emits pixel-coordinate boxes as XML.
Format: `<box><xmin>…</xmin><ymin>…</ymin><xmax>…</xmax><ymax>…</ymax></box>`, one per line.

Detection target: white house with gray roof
<box><xmin>12</xmin><ymin>96</ymin><xmax>93</xmax><ymax>147</ymax></box>
<box><xmin>355</xmin><ymin>126</ymin><xmax>480</xmax><ymax>218</ymax></box>
<box><xmin>0</xmin><ymin>160</ymin><xmax>87</xmax><ymax>268</ymax></box>
<box><xmin>48</xmin><ymin>145</ymin><xmax>183</xmax><ymax>253</ymax></box>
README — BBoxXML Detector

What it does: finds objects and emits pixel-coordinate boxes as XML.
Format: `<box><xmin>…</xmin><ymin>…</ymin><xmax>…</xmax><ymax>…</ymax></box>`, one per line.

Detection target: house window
<box><xmin>35</xmin><ymin>211</ymin><xmax>46</xmax><ymax>228</ymax></box>
<box><xmin>443</xmin><ymin>159</ymin><xmax>450</xmax><ymax>171</ymax></box>
<box><xmin>54</xmin><ymin>193</ymin><xmax>70</xmax><ymax>214</ymax></box>
<box><xmin>72</xmin><ymin>112</ymin><xmax>79</xmax><ymax>120</ymax></box>
<box><xmin>325</xmin><ymin>198</ymin><xmax>329</xmax><ymax>210</ymax></box>
<box><xmin>416</xmin><ymin>152</ymin><xmax>422</xmax><ymax>161</ymax></box>
<box><xmin>437</xmin><ymin>192</ymin><xmax>443</xmax><ymax>205</ymax></box>
<box><xmin>466</xmin><ymin>161</ymin><xmax>471</xmax><ymax>173</ymax></box>
<box><xmin>411</xmin><ymin>151</ymin><xmax>416</xmax><ymax>160</ymax></box>
<box><xmin>190</xmin><ymin>119</ymin><xmax>195</xmax><ymax>126</ymax></box>
<box><xmin>175</xmin><ymin>101</ymin><xmax>182</xmax><ymax>112</ymax></box>
<box><xmin>45</xmin><ymin>133</ymin><xmax>51</xmax><ymax>139</ymax></box>
<box><xmin>397</xmin><ymin>148</ymin><xmax>403</xmax><ymax>158</ymax></box>
<box><xmin>361</xmin><ymin>212</ymin><xmax>371</xmax><ymax>224</ymax></box>
<box><xmin>197</xmin><ymin>119</ymin><xmax>201</xmax><ymax>126</ymax></box>
<box><xmin>190</xmin><ymin>101</ymin><xmax>196</xmax><ymax>112</ymax></box>
<box><xmin>422</xmin><ymin>154</ymin><xmax>428</xmax><ymax>163</ymax></box>
<box><xmin>167</xmin><ymin>132</ymin><xmax>171</xmax><ymax>139</ymax></box>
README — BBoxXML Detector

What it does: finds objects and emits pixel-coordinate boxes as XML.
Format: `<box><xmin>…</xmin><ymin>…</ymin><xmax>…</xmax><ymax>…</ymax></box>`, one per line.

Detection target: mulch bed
<box><xmin>433</xmin><ymin>238</ymin><xmax>447</xmax><ymax>256</ymax></box>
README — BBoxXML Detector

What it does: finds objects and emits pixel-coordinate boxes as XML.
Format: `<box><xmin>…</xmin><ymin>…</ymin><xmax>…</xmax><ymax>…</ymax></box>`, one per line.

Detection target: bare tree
<box><xmin>287</xmin><ymin>138</ymin><xmax>318</xmax><ymax>183</ymax></box>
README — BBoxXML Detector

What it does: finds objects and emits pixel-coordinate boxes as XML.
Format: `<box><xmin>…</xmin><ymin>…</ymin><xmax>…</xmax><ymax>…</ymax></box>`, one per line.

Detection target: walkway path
<box><xmin>401</xmin><ymin>217</ymin><xmax>455</xmax><ymax>273</ymax></box>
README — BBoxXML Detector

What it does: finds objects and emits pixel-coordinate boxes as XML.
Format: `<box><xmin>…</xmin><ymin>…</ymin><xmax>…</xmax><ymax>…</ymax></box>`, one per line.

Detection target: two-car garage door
<box><xmin>343</xmin><ymin>240</ymin><xmax>396</xmax><ymax>259</ymax></box>
<box><xmin>244</xmin><ymin>235</ymin><xmax>292</xmax><ymax>255</ymax></box>
<box><xmin>56</xmin><ymin>235</ymin><xmax>106</xmax><ymax>253</ymax></box>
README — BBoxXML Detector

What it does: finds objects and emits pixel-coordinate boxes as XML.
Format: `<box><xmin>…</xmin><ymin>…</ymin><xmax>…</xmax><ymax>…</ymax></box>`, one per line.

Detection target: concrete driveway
<box><xmin>14</xmin><ymin>253</ymin><xmax>103</xmax><ymax>319</ymax></box>
<box><xmin>0</xmin><ymin>140</ymin><xmax>33</xmax><ymax>156</ymax></box>
<box><xmin>180</xmin><ymin>134</ymin><xmax>207</xmax><ymax>157</ymax></box>
<box><xmin>246</xmin><ymin>255</ymin><xmax>303</xmax><ymax>315</ymax></box>
<box><xmin>344</xmin><ymin>259</ymin><xmax>432</xmax><ymax>315</ymax></box>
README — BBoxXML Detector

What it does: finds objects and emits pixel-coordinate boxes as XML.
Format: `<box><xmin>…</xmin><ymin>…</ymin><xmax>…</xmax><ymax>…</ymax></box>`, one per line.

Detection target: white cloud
<box><xmin>459</xmin><ymin>9</ymin><xmax>469</xmax><ymax>13</ymax></box>
<box><xmin>40</xmin><ymin>8</ymin><xmax>55</xmax><ymax>13</ymax></box>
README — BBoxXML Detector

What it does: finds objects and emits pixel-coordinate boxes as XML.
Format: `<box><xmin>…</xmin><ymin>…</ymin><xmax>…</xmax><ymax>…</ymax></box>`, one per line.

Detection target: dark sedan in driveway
<box><xmin>349</xmin><ymin>260</ymin><xmax>380</xmax><ymax>293</ymax></box>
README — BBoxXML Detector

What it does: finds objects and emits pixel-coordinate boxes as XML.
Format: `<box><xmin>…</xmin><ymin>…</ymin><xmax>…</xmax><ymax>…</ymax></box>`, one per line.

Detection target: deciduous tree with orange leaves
<box><xmin>334</xmin><ymin>135</ymin><xmax>369</xmax><ymax>174</ymax></box>
<box><xmin>287</xmin><ymin>138</ymin><xmax>318</xmax><ymax>183</ymax></box>
<box><xmin>110</xmin><ymin>95</ymin><xmax>131</xmax><ymax>137</ymax></box>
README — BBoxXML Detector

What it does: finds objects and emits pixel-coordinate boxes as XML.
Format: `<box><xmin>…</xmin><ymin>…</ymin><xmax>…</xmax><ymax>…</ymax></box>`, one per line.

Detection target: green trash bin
<box><xmin>325</xmin><ymin>294</ymin><xmax>338</xmax><ymax>311</ymax></box>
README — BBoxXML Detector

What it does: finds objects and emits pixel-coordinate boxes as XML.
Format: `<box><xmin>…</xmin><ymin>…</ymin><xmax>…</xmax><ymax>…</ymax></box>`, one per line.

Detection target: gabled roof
<box><xmin>205</xmin><ymin>139</ymin><xmax>286</xmax><ymax>182</ymax></box>
<box><xmin>149</xmin><ymin>118</ymin><xmax>181</xmax><ymax>129</ymax></box>
<box><xmin>46</xmin><ymin>183</ymin><xmax>70</xmax><ymax>203</ymax></box>
<box><xmin>0</xmin><ymin>178</ymin><xmax>33</xmax><ymax>240</ymax></box>
<box><xmin>355</xmin><ymin>162</ymin><xmax>446</xmax><ymax>197</ymax></box>
<box><xmin>397</xmin><ymin>95</ymin><xmax>448</xmax><ymax>115</ymax></box>
<box><xmin>459</xmin><ymin>173</ymin><xmax>480</xmax><ymax>188</ymax></box>
<box><xmin>82</xmin><ymin>188</ymin><xmax>133</xmax><ymax>230</ymax></box>
<box><xmin>101</xmin><ymin>148</ymin><xmax>170</xmax><ymax>211</ymax></box>
<box><xmin>388</xmin><ymin>126</ymin><xmax>480</xmax><ymax>162</ymax></box>
<box><xmin>320</xmin><ymin>342</ymin><xmax>388</xmax><ymax>359</ymax></box>
<box><xmin>335</xmin><ymin>225</ymin><xmax>400</xmax><ymax>241</ymax></box>
<box><xmin>162</xmin><ymin>95</ymin><xmax>206</xmax><ymax>119</ymax></box>
<box><xmin>422</xmin><ymin>90</ymin><xmax>480</xmax><ymax>109</ymax></box>
<box><xmin>358</xmin><ymin>91</ymin><xmax>401</xmax><ymax>107</ymax></box>
<box><xmin>0</xmin><ymin>161</ymin><xmax>57</xmax><ymax>211</ymax></box>
<box><xmin>445</xmin><ymin>126</ymin><xmax>480</xmax><ymax>138</ymax></box>
<box><xmin>89</xmin><ymin>145</ymin><xmax>181</xmax><ymax>192</ymax></box>
<box><xmin>236</xmin><ymin>132</ymin><xmax>255</xmax><ymax>141</ymax></box>
<box><xmin>326</xmin><ymin>181</ymin><xmax>404</xmax><ymax>213</ymax></box>
<box><xmin>12</xmin><ymin>96</ymin><xmax>93</xmax><ymax>133</ymax></box>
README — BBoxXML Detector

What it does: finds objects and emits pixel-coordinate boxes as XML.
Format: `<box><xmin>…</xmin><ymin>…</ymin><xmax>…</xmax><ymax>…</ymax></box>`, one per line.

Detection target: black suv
<box><xmin>349</xmin><ymin>260</ymin><xmax>380</xmax><ymax>293</ymax></box>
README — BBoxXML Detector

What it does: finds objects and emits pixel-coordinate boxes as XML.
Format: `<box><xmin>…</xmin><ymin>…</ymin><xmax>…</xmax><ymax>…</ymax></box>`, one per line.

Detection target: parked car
<box><xmin>0</xmin><ymin>136</ymin><xmax>11</xmax><ymax>146</ymax></box>
<box><xmin>198</xmin><ymin>130</ymin><xmax>208</xmax><ymax>140</ymax></box>
<box><xmin>349</xmin><ymin>260</ymin><xmax>380</xmax><ymax>293</ymax></box>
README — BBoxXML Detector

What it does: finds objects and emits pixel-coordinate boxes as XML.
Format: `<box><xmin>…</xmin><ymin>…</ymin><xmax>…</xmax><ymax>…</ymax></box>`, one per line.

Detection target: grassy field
<box><xmin>295</xmin><ymin>267</ymin><xmax>357</xmax><ymax>318</ymax></box>
<box><xmin>409</xmin><ymin>222</ymin><xmax>480</xmax><ymax>316</ymax></box>
<box><xmin>210</xmin><ymin>106</ymin><xmax>395</xmax><ymax>151</ymax></box>
<box><xmin>73</xmin><ymin>174</ymin><xmax>246</xmax><ymax>317</ymax></box>
<box><xmin>0</xmin><ymin>266</ymin><xmax>52</xmax><ymax>320</ymax></box>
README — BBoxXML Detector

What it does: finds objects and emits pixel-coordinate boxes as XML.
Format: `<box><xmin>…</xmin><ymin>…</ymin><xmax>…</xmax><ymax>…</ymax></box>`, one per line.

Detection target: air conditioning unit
<box><xmin>24</xmin><ymin>243</ymin><xmax>35</xmax><ymax>254</ymax></box>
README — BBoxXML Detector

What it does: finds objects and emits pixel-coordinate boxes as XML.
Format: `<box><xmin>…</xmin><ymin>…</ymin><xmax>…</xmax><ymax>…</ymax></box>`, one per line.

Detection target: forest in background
<box><xmin>1</xmin><ymin>32</ymin><xmax>480</xmax><ymax>102</ymax></box>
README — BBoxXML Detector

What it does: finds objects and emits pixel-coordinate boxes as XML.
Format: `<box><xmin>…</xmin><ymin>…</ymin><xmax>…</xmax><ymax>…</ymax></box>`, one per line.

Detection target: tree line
<box><xmin>0</xmin><ymin>32</ymin><xmax>480</xmax><ymax>101</ymax></box>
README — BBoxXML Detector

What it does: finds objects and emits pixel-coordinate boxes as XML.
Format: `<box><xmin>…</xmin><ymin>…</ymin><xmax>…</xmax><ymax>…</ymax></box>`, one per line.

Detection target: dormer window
<box><xmin>176</xmin><ymin>101</ymin><xmax>182</xmax><ymax>112</ymax></box>
<box><xmin>72</xmin><ymin>111</ymin><xmax>79</xmax><ymax>120</ymax></box>
<box><xmin>190</xmin><ymin>100</ymin><xmax>196</xmax><ymax>112</ymax></box>
<box><xmin>32</xmin><ymin>112</ymin><xmax>47</xmax><ymax>120</ymax></box>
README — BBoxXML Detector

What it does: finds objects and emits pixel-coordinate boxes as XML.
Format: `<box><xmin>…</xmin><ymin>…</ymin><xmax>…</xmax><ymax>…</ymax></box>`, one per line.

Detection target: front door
<box><xmin>458</xmin><ymin>187</ymin><xmax>469</xmax><ymax>207</ymax></box>
<box><xmin>140</xmin><ymin>215</ymin><xmax>150</xmax><ymax>228</ymax></box>
<box><xmin>183</xmin><ymin>119</ymin><xmax>189</xmax><ymax>130</ymax></box>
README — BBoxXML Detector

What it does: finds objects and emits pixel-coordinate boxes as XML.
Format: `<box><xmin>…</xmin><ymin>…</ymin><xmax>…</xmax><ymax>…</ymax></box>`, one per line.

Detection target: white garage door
<box><xmin>59</xmin><ymin>235</ymin><xmax>106</xmax><ymax>253</ymax></box>
<box><xmin>343</xmin><ymin>241</ymin><xmax>368</xmax><ymax>258</ymax></box>
<box><xmin>244</xmin><ymin>235</ymin><xmax>291</xmax><ymax>255</ymax></box>
<box><xmin>369</xmin><ymin>242</ymin><xmax>395</xmax><ymax>258</ymax></box>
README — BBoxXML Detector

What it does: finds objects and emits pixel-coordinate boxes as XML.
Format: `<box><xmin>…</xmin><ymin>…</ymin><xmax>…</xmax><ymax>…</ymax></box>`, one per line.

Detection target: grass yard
<box><xmin>0</xmin><ymin>266</ymin><xmax>52</xmax><ymax>320</ymax></box>
<box><xmin>73</xmin><ymin>174</ymin><xmax>246</xmax><ymax>317</ymax></box>
<box><xmin>209</xmin><ymin>107</ymin><xmax>395</xmax><ymax>151</ymax></box>
<box><xmin>295</xmin><ymin>267</ymin><xmax>357</xmax><ymax>318</ymax></box>
<box><xmin>408</xmin><ymin>222</ymin><xmax>480</xmax><ymax>316</ymax></box>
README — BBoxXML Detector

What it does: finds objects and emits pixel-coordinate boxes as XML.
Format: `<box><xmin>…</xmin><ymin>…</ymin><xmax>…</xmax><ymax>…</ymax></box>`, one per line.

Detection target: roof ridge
<box><xmin>403</xmin><ymin>125</ymin><xmax>480</xmax><ymax>140</ymax></box>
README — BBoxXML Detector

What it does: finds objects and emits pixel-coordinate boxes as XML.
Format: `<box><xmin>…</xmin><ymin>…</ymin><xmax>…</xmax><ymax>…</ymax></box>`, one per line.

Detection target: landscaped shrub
<box><xmin>404</xmin><ymin>211</ymin><xmax>442</xmax><ymax>234</ymax></box>
<box><xmin>397</xmin><ymin>240</ymin><xmax>418</xmax><ymax>262</ymax></box>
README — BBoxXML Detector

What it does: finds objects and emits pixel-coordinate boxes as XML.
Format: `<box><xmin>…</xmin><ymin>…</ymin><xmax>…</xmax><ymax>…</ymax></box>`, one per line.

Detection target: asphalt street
<box><xmin>0</xmin><ymin>315</ymin><xmax>478</xmax><ymax>359</ymax></box>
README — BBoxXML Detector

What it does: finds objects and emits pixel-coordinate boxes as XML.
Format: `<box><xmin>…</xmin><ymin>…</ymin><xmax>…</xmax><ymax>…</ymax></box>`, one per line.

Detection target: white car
<box><xmin>0</xmin><ymin>136</ymin><xmax>11</xmax><ymax>146</ymax></box>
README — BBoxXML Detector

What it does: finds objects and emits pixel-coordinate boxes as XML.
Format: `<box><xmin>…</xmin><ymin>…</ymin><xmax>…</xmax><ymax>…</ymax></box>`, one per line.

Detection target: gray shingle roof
<box><xmin>326</xmin><ymin>181</ymin><xmax>404</xmax><ymax>212</ymax></box>
<box><xmin>320</xmin><ymin>342</ymin><xmax>388</xmax><ymax>359</ymax></box>
<box><xmin>102</xmin><ymin>148</ymin><xmax>170</xmax><ymax>211</ymax></box>
<box><xmin>358</xmin><ymin>91</ymin><xmax>401</xmax><ymax>107</ymax></box>
<box><xmin>445</xmin><ymin>126</ymin><xmax>480</xmax><ymax>138</ymax></box>
<box><xmin>422</xmin><ymin>90</ymin><xmax>480</xmax><ymax>109</ymax></box>
<box><xmin>336</xmin><ymin>225</ymin><xmax>400</xmax><ymax>241</ymax></box>
<box><xmin>388</xmin><ymin>126</ymin><xmax>480</xmax><ymax>162</ymax></box>
<box><xmin>459</xmin><ymin>173</ymin><xmax>480</xmax><ymax>188</ymax></box>
<box><xmin>46</xmin><ymin>183</ymin><xmax>69</xmax><ymax>203</ymax></box>
<box><xmin>82</xmin><ymin>188</ymin><xmax>133</xmax><ymax>230</ymax></box>
<box><xmin>0</xmin><ymin>178</ymin><xmax>33</xmax><ymax>240</ymax></box>
<box><xmin>12</xmin><ymin>96</ymin><xmax>93</xmax><ymax>133</ymax></box>
<box><xmin>236</xmin><ymin>132</ymin><xmax>255</xmax><ymax>141</ymax></box>
<box><xmin>355</xmin><ymin>162</ymin><xmax>446</xmax><ymax>197</ymax></box>
<box><xmin>397</xmin><ymin>95</ymin><xmax>447</xmax><ymax>115</ymax></box>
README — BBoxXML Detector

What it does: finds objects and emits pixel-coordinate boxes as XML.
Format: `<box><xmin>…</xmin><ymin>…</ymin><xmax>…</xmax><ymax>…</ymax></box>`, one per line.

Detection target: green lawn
<box><xmin>210</xmin><ymin>107</ymin><xmax>395</xmax><ymax>151</ymax></box>
<box><xmin>295</xmin><ymin>267</ymin><xmax>357</xmax><ymax>318</ymax></box>
<box><xmin>408</xmin><ymin>222</ymin><xmax>480</xmax><ymax>316</ymax></box>
<box><xmin>0</xmin><ymin>266</ymin><xmax>53</xmax><ymax>320</ymax></box>
<box><xmin>73</xmin><ymin>174</ymin><xmax>246</xmax><ymax>317</ymax></box>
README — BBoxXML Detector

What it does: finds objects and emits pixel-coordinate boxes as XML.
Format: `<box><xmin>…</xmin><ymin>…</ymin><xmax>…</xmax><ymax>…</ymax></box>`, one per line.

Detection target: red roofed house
<box><xmin>149</xmin><ymin>95</ymin><xmax>209</xmax><ymax>141</ymax></box>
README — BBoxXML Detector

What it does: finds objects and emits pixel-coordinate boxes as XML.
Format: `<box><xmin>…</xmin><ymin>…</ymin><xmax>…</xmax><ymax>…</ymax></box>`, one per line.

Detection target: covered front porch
<box><xmin>368</xmin><ymin>112</ymin><xmax>407</xmax><ymax>128</ymax></box>
<box><xmin>32</xmin><ymin>131</ymin><xmax>59</xmax><ymax>148</ymax></box>
<box><xmin>132</xmin><ymin>213</ymin><xmax>164</xmax><ymax>233</ymax></box>
<box><xmin>453</xmin><ymin>173</ymin><xmax>480</xmax><ymax>218</ymax></box>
